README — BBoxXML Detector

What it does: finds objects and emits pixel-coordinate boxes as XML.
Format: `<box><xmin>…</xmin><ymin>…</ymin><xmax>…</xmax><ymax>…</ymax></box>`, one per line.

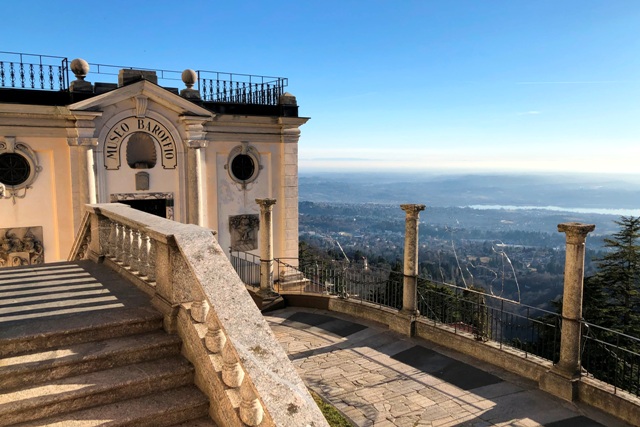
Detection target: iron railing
<box><xmin>274</xmin><ymin>258</ymin><xmax>404</xmax><ymax>309</ymax></box>
<box><xmin>198</xmin><ymin>71</ymin><xmax>287</xmax><ymax>105</ymax></box>
<box><xmin>581</xmin><ymin>322</ymin><xmax>640</xmax><ymax>397</ymax></box>
<box><xmin>0</xmin><ymin>51</ymin><xmax>67</xmax><ymax>90</ymax></box>
<box><xmin>230</xmin><ymin>250</ymin><xmax>261</xmax><ymax>288</ymax></box>
<box><xmin>417</xmin><ymin>283</ymin><xmax>561</xmax><ymax>361</ymax></box>
<box><xmin>232</xmin><ymin>255</ymin><xmax>640</xmax><ymax>397</ymax></box>
<box><xmin>0</xmin><ymin>51</ymin><xmax>288</xmax><ymax>105</ymax></box>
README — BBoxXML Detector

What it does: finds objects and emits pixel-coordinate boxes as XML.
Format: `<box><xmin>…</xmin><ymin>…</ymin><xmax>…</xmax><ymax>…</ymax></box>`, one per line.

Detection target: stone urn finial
<box><xmin>180</xmin><ymin>69</ymin><xmax>201</xmax><ymax>100</ymax></box>
<box><xmin>70</xmin><ymin>58</ymin><xmax>90</xmax><ymax>81</ymax></box>
<box><xmin>69</xmin><ymin>58</ymin><xmax>92</xmax><ymax>92</ymax></box>
<box><xmin>181</xmin><ymin>69</ymin><xmax>197</xmax><ymax>89</ymax></box>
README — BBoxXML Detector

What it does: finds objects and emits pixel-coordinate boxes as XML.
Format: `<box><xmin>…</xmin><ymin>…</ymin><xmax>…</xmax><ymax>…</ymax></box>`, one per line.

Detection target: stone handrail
<box><xmin>69</xmin><ymin>203</ymin><xmax>328</xmax><ymax>427</ymax></box>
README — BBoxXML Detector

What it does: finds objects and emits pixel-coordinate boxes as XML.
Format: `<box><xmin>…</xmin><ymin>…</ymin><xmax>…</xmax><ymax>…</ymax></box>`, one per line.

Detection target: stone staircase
<box><xmin>0</xmin><ymin>261</ymin><xmax>217</xmax><ymax>427</ymax></box>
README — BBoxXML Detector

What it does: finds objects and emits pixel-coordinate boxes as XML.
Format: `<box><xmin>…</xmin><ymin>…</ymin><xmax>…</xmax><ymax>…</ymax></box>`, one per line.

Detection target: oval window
<box><xmin>231</xmin><ymin>154</ymin><xmax>255</xmax><ymax>181</ymax></box>
<box><xmin>227</xmin><ymin>144</ymin><xmax>261</xmax><ymax>185</ymax></box>
<box><xmin>0</xmin><ymin>153</ymin><xmax>31</xmax><ymax>186</ymax></box>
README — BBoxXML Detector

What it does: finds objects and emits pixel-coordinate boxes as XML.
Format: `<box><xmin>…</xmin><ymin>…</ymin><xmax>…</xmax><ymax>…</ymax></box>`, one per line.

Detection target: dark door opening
<box><xmin>119</xmin><ymin>199</ymin><xmax>167</xmax><ymax>218</ymax></box>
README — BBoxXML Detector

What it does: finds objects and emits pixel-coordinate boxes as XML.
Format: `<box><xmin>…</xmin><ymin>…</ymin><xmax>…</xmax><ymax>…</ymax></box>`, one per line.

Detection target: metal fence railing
<box><xmin>0</xmin><ymin>51</ymin><xmax>67</xmax><ymax>90</ymax></box>
<box><xmin>230</xmin><ymin>250</ymin><xmax>260</xmax><ymax>288</ymax></box>
<box><xmin>1</xmin><ymin>51</ymin><xmax>288</xmax><ymax>105</ymax></box>
<box><xmin>231</xmin><ymin>254</ymin><xmax>640</xmax><ymax>397</ymax></box>
<box><xmin>581</xmin><ymin>322</ymin><xmax>640</xmax><ymax>397</ymax></box>
<box><xmin>274</xmin><ymin>258</ymin><xmax>403</xmax><ymax>309</ymax></box>
<box><xmin>417</xmin><ymin>283</ymin><xmax>561</xmax><ymax>362</ymax></box>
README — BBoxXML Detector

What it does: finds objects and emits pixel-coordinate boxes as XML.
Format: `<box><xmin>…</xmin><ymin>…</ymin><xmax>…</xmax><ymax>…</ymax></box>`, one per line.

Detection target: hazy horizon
<box><xmin>5</xmin><ymin>1</ymin><xmax>639</xmax><ymax>176</ymax></box>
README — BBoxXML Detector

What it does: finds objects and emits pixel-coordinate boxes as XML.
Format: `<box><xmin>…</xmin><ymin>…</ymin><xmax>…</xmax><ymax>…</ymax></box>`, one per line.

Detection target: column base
<box><xmin>539</xmin><ymin>368</ymin><xmax>580</xmax><ymax>402</ymax></box>
<box><xmin>389</xmin><ymin>309</ymin><xmax>419</xmax><ymax>337</ymax></box>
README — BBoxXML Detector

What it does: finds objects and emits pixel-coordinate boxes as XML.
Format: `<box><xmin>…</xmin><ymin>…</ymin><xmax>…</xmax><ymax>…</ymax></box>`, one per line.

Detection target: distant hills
<box><xmin>299</xmin><ymin>172</ymin><xmax>640</xmax><ymax>211</ymax></box>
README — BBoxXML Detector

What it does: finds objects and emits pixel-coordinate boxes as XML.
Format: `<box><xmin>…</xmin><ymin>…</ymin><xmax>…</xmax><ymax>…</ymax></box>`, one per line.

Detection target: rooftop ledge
<box><xmin>0</xmin><ymin>51</ymin><xmax>298</xmax><ymax>117</ymax></box>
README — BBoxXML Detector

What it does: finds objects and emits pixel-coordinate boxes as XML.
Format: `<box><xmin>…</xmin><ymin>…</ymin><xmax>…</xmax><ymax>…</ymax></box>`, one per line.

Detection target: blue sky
<box><xmin>3</xmin><ymin>1</ymin><xmax>639</xmax><ymax>175</ymax></box>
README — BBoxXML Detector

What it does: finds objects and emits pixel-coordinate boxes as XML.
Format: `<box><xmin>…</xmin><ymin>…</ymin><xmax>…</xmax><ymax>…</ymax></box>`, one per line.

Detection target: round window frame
<box><xmin>0</xmin><ymin>141</ymin><xmax>41</xmax><ymax>190</ymax></box>
<box><xmin>226</xmin><ymin>144</ymin><xmax>261</xmax><ymax>185</ymax></box>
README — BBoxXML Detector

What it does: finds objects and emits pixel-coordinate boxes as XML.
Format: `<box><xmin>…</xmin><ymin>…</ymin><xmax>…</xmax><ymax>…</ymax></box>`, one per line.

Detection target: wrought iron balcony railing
<box><xmin>231</xmin><ymin>252</ymin><xmax>640</xmax><ymax>398</ymax></box>
<box><xmin>0</xmin><ymin>51</ymin><xmax>288</xmax><ymax>105</ymax></box>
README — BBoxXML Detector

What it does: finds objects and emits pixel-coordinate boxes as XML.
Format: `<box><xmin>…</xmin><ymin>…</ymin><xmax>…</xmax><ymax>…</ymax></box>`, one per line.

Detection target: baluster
<box><xmin>240</xmin><ymin>381</ymin><xmax>264</xmax><ymax>426</ymax></box>
<box><xmin>190</xmin><ymin>300</ymin><xmax>209</xmax><ymax>323</ymax></box>
<box><xmin>107</xmin><ymin>220</ymin><xmax>117</xmax><ymax>258</ymax></box>
<box><xmin>39</xmin><ymin>64</ymin><xmax>44</xmax><ymax>89</ymax></box>
<box><xmin>222</xmin><ymin>344</ymin><xmax>245</xmax><ymax>388</ymax></box>
<box><xmin>57</xmin><ymin>66</ymin><xmax>63</xmax><ymax>90</ymax></box>
<box><xmin>129</xmin><ymin>229</ymin><xmax>140</xmax><ymax>272</ymax></box>
<box><xmin>122</xmin><ymin>225</ymin><xmax>132</xmax><ymax>267</ymax></box>
<box><xmin>115</xmin><ymin>223</ymin><xmax>124</xmax><ymax>262</ymax></box>
<box><xmin>29</xmin><ymin>64</ymin><xmax>35</xmax><ymax>88</ymax></box>
<box><xmin>138</xmin><ymin>232</ymin><xmax>149</xmax><ymax>277</ymax></box>
<box><xmin>48</xmin><ymin>65</ymin><xmax>54</xmax><ymax>89</ymax></box>
<box><xmin>147</xmin><ymin>238</ymin><xmax>157</xmax><ymax>282</ymax></box>
<box><xmin>0</xmin><ymin>62</ymin><xmax>4</xmax><ymax>87</ymax></box>
<box><xmin>205</xmin><ymin>325</ymin><xmax>227</xmax><ymax>354</ymax></box>
<box><xmin>19</xmin><ymin>63</ymin><xmax>25</xmax><ymax>88</ymax></box>
<box><xmin>10</xmin><ymin>63</ymin><xmax>15</xmax><ymax>87</ymax></box>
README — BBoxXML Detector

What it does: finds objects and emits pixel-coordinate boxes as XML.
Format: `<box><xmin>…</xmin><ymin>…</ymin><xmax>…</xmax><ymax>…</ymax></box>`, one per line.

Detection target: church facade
<box><xmin>0</xmin><ymin>54</ymin><xmax>307</xmax><ymax>268</ymax></box>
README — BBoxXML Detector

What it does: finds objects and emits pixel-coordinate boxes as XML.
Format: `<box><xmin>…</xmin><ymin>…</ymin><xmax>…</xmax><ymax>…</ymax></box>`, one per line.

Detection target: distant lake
<box><xmin>467</xmin><ymin>205</ymin><xmax>640</xmax><ymax>217</ymax></box>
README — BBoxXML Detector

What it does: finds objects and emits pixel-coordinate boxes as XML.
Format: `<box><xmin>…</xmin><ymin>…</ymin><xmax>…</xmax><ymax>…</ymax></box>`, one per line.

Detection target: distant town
<box><xmin>298</xmin><ymin>173</ymin><xmax>634</xmax><ymax>310</ymax></box>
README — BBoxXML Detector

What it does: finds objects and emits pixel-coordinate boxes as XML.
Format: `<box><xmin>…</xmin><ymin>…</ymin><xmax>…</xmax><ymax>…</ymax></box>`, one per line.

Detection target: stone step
<box><xmin>0</xmin><ymin>307</ymin><xmax>164</xmax><ymax>358</ymax></box>
<box><xmin>0</xmin><ymin>357</ymin><xmax>195</xmax><ymax>426</ymax></box>
<box><xmin>11</xmin><ymin>386</ymin><xmax>210</xmax><ymax>427</ymax></box>
<box><xmin>0</xmin><ymin>330</ymin><xmax>183</xmax><ymax>391</ymax></box>
<box><xmin>169</xmin><ymin>417</ymin><xmax>219</xmax><ymax>427</ymax></box>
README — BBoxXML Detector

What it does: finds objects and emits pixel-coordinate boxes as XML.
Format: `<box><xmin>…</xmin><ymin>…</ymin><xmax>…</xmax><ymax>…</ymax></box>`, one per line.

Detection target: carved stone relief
<box><xmin>229</xmin><ymin>214</ymin><xmax>259</xmax><ymax>251</ymax></box>
<box><xmin>0</xmin><ymin>227</ymin><xmax>44</xmax><ymax>268</ymax></box>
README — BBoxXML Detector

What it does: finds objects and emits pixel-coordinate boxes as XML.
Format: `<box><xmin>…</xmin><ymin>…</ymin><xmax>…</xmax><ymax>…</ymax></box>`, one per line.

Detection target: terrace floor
<box><xmin>265</xmin><ymin>307</ymin><xmax>632</xmax><ymax>427</ymax></box>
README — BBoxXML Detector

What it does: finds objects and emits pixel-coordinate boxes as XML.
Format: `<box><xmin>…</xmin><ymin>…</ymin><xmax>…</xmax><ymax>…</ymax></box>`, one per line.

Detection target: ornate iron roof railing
<box><xmin>0</xmin><ymin>51</ymin><xmax>68</xmax><ymax>90</ymax></box>
<box><xmin>0</xmin><ymin>51</ymin><xmax>288</xmax><ymax>105</ymax></box>
<box><xmin>198</xmin><ymin>70</ymin><xmax>287</xmax><ymax>105</ymax></box>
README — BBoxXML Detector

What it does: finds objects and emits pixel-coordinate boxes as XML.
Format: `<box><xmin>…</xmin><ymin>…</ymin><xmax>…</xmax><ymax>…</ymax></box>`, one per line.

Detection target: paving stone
<box><xmin>265</xmin><ymin>308</ymin><xmax>631</xmax><ymax>427</ymax></box>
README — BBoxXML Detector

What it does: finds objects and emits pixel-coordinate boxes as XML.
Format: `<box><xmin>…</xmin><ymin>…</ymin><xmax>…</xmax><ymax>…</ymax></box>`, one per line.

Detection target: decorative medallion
<box><xmin>0</xmin><ymin>227</ymin><xmax>44</xmax><ymax>268</ymax></box>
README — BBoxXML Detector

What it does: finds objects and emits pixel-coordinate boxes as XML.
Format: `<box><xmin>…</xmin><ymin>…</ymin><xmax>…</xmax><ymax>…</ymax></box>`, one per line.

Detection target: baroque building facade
<box><xmin>0</xmin><ymin>55</ymin><xmax>307</xmax><ymax>267</ymax></box>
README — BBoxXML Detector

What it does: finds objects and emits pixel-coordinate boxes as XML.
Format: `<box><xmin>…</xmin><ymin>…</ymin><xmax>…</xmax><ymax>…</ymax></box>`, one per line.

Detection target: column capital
<box><xmin>400</xmin><ymin>204</ymin><xmax>426</xmax><ymax>217</ymax></box>
<box><xmin>256</xmin><ymin>198</ymin><xmax>277</xmax><ymax>211</ymax></box>
<box><xmin>558</xmin><ymin>222</ymin><xmax>595</xmax><ymax>244</ymax></box>
<box><xmin>185</xmin><ymin>140</ymin><xmax>208</xmax><ymax>149</ymax></box>
<box><xmin>67</xmin><ymin>137</ymin><xmax>99</xmax><ymax>147</ymax></box>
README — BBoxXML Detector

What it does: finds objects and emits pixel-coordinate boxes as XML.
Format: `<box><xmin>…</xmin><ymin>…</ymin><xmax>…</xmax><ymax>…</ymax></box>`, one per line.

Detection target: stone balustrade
<box><xmin>69</xmin><ymin>203</ymin><xmax>328</xmax><ymax>427</ymax></box>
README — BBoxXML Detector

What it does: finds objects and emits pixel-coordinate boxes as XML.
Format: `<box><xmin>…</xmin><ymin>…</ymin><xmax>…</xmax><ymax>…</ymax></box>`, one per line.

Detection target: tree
<box><xmin>588</xmin><ymin>216</ymin><xmax>640</xmax><ymax>337</ymax></box>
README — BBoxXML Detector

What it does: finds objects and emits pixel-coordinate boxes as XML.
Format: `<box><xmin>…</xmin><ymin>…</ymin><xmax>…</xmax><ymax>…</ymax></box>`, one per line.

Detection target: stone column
<box><xmin>400</xmin><ymin>204</ymin><xmax>426</xmax><ymax>315</ymax></box>
<box><xmin>68</xmin><ymin>110</ymin><xmax>102</xmax><ymax>233</ymax></box>
<box><xmin>256</xmin><ymin>198</ymin><xmax>277</xmax><ymax>295</ymax></box>
<box><xmin>540</xmin><ymin>222</ymin><xmax>595</xmax><ymax>401</ymax></box>
<box><xmin>186</xmin><ymin>145</ymin><xmax>203</xmax><ymax>225</ymax></box>
<box><xmin>181</xmin><ymin>116</ymin><xmax>209</xmax><ymax>226</ymax></box>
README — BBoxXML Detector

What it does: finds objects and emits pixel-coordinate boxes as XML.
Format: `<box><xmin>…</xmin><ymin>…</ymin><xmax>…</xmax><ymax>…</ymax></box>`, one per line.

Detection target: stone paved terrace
<box><xmin>266</xmin><ymin>307</ymin><xmax>634</xmax><ymax>427</ymax></box>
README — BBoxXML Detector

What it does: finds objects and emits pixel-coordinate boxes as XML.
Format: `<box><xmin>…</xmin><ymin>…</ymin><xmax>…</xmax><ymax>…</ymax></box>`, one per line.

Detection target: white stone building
<box><xmin>0</xmin><ymin>53</ymin><xmax>307</xmax><ymax>268</ymax></box>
